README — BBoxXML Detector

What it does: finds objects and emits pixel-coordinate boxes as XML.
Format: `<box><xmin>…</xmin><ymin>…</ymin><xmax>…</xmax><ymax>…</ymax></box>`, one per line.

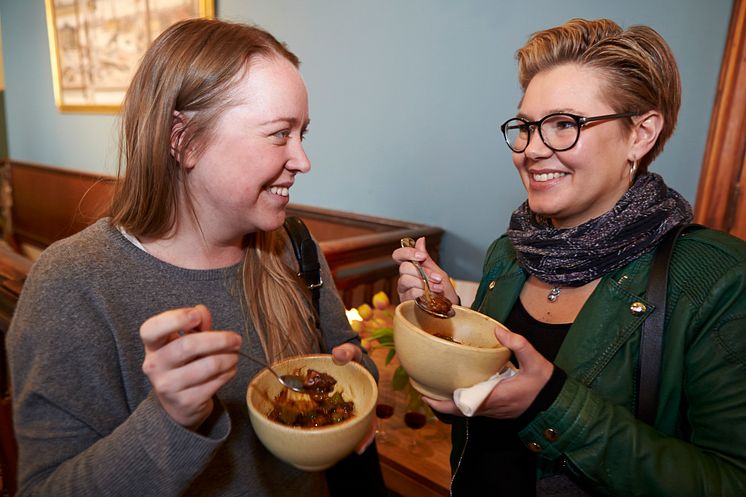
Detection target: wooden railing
<box><xmin>1</xmin><ymin>160</ymin><xmax>444</xmax><ymax>309</ymax></box>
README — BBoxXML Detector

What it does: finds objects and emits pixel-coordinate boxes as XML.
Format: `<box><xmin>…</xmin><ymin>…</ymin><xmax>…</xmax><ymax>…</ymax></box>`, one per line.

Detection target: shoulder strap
<box><xmin>283</xmin><ymin>216</ymin><xmax>322</xmax><ymax>328</ymax></box>
<box><xmin>283</xmin><ymin>216</ymin><xmax>387</xmax><ymax>495</ymax></box>
<box><xmin>636</xmin><ymin>223</ymin><xmax>701</xmax><ymax>424</ymax></box>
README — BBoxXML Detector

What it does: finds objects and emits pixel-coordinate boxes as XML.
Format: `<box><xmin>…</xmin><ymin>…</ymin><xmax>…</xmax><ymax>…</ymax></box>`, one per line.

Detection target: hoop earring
<box><xmin>629</xmin><ymin>160</ymin><xmax>638</xmax><ymax>187</ymax></box>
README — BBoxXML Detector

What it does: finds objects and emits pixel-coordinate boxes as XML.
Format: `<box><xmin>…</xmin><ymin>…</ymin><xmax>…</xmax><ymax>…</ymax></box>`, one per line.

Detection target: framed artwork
<box><xmin>44</xmin><ymin>0</ymin><xmax>214</xmax><ymax>113</ymax></box>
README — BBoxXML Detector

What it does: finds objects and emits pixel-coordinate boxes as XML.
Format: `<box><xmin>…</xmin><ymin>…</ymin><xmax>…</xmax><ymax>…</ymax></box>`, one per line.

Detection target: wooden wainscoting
<box><xmin>1</xmin><ymin>160</ymin><xmax>443</xmax><ymax>308</ymax></box>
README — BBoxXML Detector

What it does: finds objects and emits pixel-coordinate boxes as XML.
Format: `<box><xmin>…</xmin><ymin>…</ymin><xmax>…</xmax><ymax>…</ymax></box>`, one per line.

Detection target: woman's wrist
<box><xmin>516</xmin><ymin>365</ymin><xmax>567</xmax><ymax>428</ymax></box>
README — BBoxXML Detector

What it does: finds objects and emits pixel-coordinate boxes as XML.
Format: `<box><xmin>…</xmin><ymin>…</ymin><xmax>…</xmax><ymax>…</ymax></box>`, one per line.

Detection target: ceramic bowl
<box><xmin>393</xmin><ymin>300</ymin><xmax>511</xmax><ymax>400</ymax></box>
<box><xmin>246</xmin><ymin>354</ymin><xmax>377</xmax><ymax>471</ymax></box>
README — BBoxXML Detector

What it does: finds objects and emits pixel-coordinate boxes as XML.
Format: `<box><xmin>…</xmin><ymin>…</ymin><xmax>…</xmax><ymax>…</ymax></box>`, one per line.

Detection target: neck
<box><xmin>140</xmin><ymin>217</ymin><xmax>245</xmax><ymax>270</ymax></box>
<box><xmin>521</xmin><ymin>276</ymin><xmax>601</xmax><ymax>324</ymax></box>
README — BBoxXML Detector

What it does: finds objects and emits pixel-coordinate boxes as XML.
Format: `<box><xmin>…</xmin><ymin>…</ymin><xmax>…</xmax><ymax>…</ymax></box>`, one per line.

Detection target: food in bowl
<box><xmin>393</xmin><ymin>300</ymin><xmax>511</xmax><ymax>400</ymax></box>
<box><xmin>247</xmin><ymin>354</ymin><xmax>377</xmax><ymax>471</ymax></box>
<box><xmin>269</xmin><ymin>369</ymin><xmax>355</xmax><ymax>427</ymax></box>
<box><xmin>431</xmin><ymin>333</ymin><xmax>461</xmax><ymax>344</ymax></box>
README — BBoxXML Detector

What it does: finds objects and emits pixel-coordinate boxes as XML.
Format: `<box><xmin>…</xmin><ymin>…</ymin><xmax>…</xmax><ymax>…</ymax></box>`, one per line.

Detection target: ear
<box><xmin>628</xmin><ymin>110</ymin><xmax>663</xmax><ymax>162</ymax></box>
<box><xmin>170</xmin><ymin>111</ymin><xmax>193</xmax><ymax>169</ymax></box>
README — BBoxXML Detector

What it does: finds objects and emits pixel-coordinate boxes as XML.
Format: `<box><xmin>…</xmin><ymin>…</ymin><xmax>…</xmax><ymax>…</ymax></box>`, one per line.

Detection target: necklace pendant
<box><xmin>547</xmin><ymin>286</ymin><xmax>561</xmax><ymax>302</ymax></box>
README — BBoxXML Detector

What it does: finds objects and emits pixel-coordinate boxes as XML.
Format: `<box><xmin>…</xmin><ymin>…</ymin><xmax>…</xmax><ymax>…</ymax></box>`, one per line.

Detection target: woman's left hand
<box><xmin>330</xmin><ymin>342</ymin><xmax>375</xmax><ymax>452</ymax></box>
<box><xmin>331</xmin><ymin>343</ymin><xmax>363</xmax><ymax>365</ymax></box>
<box><xmin>425</xmin><ymin>325</ymin><xmax>554</xmax><ymax>418</ymax></box>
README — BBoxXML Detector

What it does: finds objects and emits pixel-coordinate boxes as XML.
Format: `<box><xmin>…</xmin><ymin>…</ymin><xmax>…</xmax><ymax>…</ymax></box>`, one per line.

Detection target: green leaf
<box><xmin>384</xmin><ymin>348</ymin><xmax>396</xmax><ymax>365</ymax></box>
<box><xmin>368</xmin><ymin>327</ymin><xmax>393</xmax><ymax>340</ymax></box>
<box><xmin>392</xmin><ymin>365</ymin><xmax>409</xmax><ymax>391</ymax></box>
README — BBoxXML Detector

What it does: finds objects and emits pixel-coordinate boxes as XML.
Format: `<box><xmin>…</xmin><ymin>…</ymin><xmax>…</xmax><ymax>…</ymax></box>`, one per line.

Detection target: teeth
<box><xmin>269</xmin><ymin>186</ymin><xmax>289</xmax><ymax>197</ymax></box>
<box><xmin>532</xmin><ymin>172</ymin><xmax>566</xmax><ymax>182</ymax></box>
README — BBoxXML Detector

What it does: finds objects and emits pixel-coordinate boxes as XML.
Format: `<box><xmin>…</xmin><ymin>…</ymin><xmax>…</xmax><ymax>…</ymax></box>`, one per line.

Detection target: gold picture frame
<box><xmin>45</xmin><ymin>0</ymin><xmax>215</xmax><ymax>113</ymax></box>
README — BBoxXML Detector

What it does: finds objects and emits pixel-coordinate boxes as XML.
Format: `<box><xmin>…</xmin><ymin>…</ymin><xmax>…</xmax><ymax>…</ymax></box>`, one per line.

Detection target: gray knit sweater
<box><xmin>7</xmin><ymin>219</ymin><xmax>376</xmax><ymax>497</ymax></box>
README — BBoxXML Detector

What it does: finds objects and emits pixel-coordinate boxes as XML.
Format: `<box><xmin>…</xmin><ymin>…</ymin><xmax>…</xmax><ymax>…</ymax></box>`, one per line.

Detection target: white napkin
<box><xmin>453</xmin><ymin>366</ymin><xmax>518</xmax><ymax>417</ymax></box>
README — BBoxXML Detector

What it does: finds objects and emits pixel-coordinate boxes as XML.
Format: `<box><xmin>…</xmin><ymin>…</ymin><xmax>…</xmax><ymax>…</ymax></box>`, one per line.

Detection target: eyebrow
<box><xmin>515</xmin><ymin>108</ymin><xmax>582</xmax><ymax>120</ymax></box>
<box><xmin>259</xmin><ymin>117</ymin><xmax>311</xmax><ymax>128</ymax></box>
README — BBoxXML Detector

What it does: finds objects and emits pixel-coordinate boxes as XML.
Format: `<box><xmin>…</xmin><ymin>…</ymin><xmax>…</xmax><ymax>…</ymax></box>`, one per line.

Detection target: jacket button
<box><xmin>543</xmin><ymin>428</ymin><xmax>559</xmax><ymax>441</ymax></box>
<box><xmin>488</xmin><ymin>281</ymin><xmax>496</xmax><ymax>290</ymax></box>
<box><xmin>630</xmin><ymin>301</ymin><xmax>647</xmax><ymax>316</ymax></box>
<box><xmin>527</xmin><ymin>441</ymin><xmax>542</xmax><ymax>453</ymax></box>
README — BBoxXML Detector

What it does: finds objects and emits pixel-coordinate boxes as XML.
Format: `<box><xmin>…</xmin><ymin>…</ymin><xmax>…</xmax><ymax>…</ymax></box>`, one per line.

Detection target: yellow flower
<box><xmin>357</xmin><ymin>303</ymin><xmax>373</xmax><ymax>320</ymax></box>
<box><xmin>372</xmin><ymin>291</ymin><xmax>390</xmax><ymax>310</ymax></box>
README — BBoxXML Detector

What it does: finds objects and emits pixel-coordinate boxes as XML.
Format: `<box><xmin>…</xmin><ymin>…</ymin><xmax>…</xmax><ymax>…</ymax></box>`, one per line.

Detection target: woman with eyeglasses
<box><xmin>393</xmin><ymin>18</ymin><xmax>746</xmax><ymax>496</ymax></box>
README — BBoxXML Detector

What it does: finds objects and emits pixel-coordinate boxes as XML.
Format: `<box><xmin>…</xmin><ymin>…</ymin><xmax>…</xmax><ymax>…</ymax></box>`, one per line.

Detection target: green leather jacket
<box><xmin>471</xmin><ymin>227</ymin><xmax>746</xmax><ymax>496</ymax></box>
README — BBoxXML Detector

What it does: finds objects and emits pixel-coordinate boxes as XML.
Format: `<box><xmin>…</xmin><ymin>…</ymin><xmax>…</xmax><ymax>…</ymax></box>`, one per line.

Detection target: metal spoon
<box><xmin>400</xmin><ymin>237</ymin><xmax>454</xmax><ymax>319</ymax></box>
<box><xmin>236</xmin><ymin>350</ymin><xmax>308</xmax><ymax>393</ymax></box>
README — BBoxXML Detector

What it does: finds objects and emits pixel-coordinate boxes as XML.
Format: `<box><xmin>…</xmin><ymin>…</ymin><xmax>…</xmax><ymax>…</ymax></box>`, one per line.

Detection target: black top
<box><xmin>506</xmin><ymin>298</ymin><xmax>571</xmax><ymax>365</ymax></box>
<box><xmin>449</xmin><ymin>299</ymin><xmax>571</xmax><ymax>497</ymax></box>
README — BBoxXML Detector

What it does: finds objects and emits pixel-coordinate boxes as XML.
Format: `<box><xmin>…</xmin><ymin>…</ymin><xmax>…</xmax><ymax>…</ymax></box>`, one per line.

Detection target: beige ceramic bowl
<box><xmin>246</xmin><ymin>354</ymin><xmax>377</xmax><ymax>471</ymax></box>
<box><xmin>393</xmin><ymin>300</ymin><xmax>511</xmax><ymax>400</ymax></box>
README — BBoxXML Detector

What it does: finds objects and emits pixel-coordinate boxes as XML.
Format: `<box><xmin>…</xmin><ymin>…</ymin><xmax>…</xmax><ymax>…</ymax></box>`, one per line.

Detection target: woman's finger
<box><xmin>354</xmin><ymin>419</ymin><xmax>378</xmax><ymax>454</ymax></box>
<box><xmin>140</xmin><ymin>307</ymin><xmax>204</xmax><ymax>351</ymax></box>
<box><xmin>422</xmin><ymin>397</ymin><xmax>464</xmax><ymax>416</ymax></box>
<box><xmin>150</xmin><ymin>352</ymin><xmax>239</xmax><ymax>394</ymax></box>
<box><xmin>142</xmin><ymin>330</ymin><xmax>241</xmax><ymax>375</ymax></box>
<box><xmin>331</xmin><ymin>343</ymin><xmax>363</xmax><ymax>365</ymax></box>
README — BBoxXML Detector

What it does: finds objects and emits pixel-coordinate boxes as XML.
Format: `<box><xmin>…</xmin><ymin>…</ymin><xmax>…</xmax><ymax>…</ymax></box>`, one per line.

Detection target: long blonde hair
<box><xmin>109</xmin><ymin>18</ymin><xmax>319</xmax><ymax>362</ymax></box>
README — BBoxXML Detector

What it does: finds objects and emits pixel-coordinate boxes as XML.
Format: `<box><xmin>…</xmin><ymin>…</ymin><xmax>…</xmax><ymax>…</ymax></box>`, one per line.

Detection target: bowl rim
<box><xmin>246</xmin><ymin>353</ymin><xmax>377</xmax><ymax>433</ymax></box>
<box><xmin>394</xmin><ymin>300</ymin><xmax>510</xmax><ymax>354</ymax></box>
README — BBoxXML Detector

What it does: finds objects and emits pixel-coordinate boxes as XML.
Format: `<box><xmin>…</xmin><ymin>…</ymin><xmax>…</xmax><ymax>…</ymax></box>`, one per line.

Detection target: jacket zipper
<box><xmin>450</xmin><ymin>418</ymin><xmax>469</xmax><ymax>496</ymax></box>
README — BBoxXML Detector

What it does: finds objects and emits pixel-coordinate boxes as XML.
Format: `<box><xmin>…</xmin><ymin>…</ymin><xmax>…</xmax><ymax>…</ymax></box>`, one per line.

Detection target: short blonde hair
<box><xmin>515</xmin><ymin>18</ymin><xmax>681</xmax><ymax>173</ymax></box>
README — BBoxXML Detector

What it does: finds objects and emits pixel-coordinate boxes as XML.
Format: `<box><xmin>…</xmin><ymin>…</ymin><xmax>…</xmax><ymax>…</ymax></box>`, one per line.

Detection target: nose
<box><xmin>523</xmin><ymin>127</ymin><xmax>553</xmax><ymax>160</ymax></box>
<box><xmin>287</xmin><ymin>139</ymin><xmax>311</xmax><ymax>174</ymax></box>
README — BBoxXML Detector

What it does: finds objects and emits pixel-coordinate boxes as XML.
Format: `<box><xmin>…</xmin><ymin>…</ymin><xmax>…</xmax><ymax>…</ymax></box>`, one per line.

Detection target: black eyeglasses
<box><xmin>500</xmin><ymin>111</ymin><xmax>640</xmax><ymax>153</ymax></box>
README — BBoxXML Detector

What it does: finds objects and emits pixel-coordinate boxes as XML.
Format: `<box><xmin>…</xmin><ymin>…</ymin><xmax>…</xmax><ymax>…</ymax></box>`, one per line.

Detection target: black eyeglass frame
<box><xmin>500</xmin><ymin>111</ymin><xmax>641</xmax><ymax>153</ymax></box>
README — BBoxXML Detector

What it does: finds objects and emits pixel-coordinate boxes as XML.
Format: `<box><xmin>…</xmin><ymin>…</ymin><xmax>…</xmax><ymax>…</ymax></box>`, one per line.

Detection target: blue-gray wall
<box><xmin>0</xmin><ymin>1</ymin><xmax>732</xmax><ymax>280</ymax></box>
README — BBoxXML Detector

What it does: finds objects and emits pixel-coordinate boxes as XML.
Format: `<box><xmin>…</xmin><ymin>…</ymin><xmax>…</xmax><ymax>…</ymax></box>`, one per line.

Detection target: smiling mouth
<box><xmin>532</xmin><ymin>172</ymin><xmax>567</xmax><ymax>182</ymax></box>
<box><xmin>268</xmin><ymin>186</ymin><xmax>289</xmax><ymax>197</ymax></box>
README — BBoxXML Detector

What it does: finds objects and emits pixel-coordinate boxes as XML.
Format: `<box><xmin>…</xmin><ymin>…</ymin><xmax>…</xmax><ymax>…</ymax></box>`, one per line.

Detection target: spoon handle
<box><xmin>236</xmin><ymin>349</ymin><xmax>267</xmax><ymax>367</ymax></box>
<box><xmin>400</xmin><ymin>237</ymin><xmax>434</xmax><ymax>299</ymax></box>
<box><xmin>235</xmin><ymin>349</ymin><xmax>282</xmax><ymax>380</ymax></box>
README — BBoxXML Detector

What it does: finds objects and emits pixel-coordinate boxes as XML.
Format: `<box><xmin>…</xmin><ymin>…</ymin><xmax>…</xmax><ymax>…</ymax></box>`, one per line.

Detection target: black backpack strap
<box><xmin>283</xmin><ymin>216</ymin><xmax>322</xmax><ymax>327</ymax></box>
<box><xmin>284</xmin><ymin>217</ymin><xmax>387</xmax><ymax>496</ymax></box>
<box><xmin>636</xmin><ymin>223</ymin><xmax>701</xmax><ymax>424</ymax></box>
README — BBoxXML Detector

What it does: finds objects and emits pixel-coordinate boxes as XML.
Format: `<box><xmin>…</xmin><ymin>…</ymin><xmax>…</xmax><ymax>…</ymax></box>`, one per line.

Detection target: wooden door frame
<box><xmin>695</xmin><ymin>0</ymin><xmax>746</xmax><ymax>231</ymax></box>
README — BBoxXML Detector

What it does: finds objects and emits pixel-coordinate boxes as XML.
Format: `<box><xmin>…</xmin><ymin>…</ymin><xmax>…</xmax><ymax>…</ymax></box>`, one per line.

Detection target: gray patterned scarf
<box><xmin>507</xmin><ymin>173</ymin><xmax>693</xmax><ymax>286</ymax></box>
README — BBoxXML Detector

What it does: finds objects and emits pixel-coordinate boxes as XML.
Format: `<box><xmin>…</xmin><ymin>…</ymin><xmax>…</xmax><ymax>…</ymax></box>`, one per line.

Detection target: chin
<box><xmin>255</xmin><ymin>211</ymin><xmax>287</xmax><ymax>233</ymax></box>
<box><xmin>526</xmin><ymin>199</ymin><xmax>555</xmax><ymax>217</ymax></box>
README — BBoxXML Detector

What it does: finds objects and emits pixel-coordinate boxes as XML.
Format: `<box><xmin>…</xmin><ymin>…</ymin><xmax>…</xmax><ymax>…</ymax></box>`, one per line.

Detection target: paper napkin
<box><xmin>453</xmin><ymin>366</ymin><xmax>518</xmax><ymax>417</ymax></box>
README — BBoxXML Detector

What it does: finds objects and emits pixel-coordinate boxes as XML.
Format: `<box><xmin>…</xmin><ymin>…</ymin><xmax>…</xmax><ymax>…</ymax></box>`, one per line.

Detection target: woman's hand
<box><xmin>425</xmin><ymin>325</ymin><xmax>554</xmax><ymax>419</ymax></box>
<box><xmin>140</xmin><ymin>304</ymin><xmax>241</xmax><ymax>430</ymax></box>
<box><xmin>331</xmin><ymin>343</ymin><xmax>363</xmax><ymax>365</ymax></box>
<box><xmin>391</xmin><ymin>236</ymin><xmax>459</xmax><ymax>305</ymax></box>
<box><xmin>354</xmin><ymin>418</ymin><xmax>378</xmax><ymax>454</ymax></box>
<box><xmin>331</xmin><ymin>342</ymin><xmax>375</xmax><ymax>452</ymax></box>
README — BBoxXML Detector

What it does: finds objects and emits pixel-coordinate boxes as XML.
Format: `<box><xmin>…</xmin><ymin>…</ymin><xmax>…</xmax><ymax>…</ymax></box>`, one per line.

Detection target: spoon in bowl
<box><xmin>236</xmin><ymin>350</ymin><xmax>308</xmax><ymax>393</ymax></box>
<box><xmin>400</xmin><ymin>237</ymin><xmax>455</xmax><ymax>319</ymax></box>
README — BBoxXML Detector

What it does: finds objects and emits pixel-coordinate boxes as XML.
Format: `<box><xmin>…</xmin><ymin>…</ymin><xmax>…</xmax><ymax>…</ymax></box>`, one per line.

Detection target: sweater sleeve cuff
<box><xmin>516</xmin><ymin>366</ymin><xmax>567</xmax><ymax>429</ymax></box>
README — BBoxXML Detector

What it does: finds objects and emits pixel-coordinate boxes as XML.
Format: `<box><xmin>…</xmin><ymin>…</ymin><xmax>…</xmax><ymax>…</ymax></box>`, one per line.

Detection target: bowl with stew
<box><xmin>246</xmin><ymin>354</ymin><xmax>377</xmax><ymax>471</ymax></box>
<box><xmin>393</xmin><ymin>300</ymin><xmax>511</xmax><ymax>401</ymax></box>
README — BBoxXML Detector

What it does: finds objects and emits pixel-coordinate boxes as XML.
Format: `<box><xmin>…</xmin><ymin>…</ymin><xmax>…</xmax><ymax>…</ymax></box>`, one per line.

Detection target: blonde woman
<box><xmin>9</xmin><ymin>19</ymin><xmax>380</xmax><ymax>497</ymax></box>
<box><xmin>394</xmin><ymin>18</ymin><xmax>746</xmax><ymax>497</ymax></box>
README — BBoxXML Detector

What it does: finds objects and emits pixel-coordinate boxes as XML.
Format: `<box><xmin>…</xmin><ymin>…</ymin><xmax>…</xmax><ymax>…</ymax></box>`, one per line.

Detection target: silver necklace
<box><xmin>547</xmin><ymin>286</ymin><xmax>561</xmax><ymax>302</ymax></box>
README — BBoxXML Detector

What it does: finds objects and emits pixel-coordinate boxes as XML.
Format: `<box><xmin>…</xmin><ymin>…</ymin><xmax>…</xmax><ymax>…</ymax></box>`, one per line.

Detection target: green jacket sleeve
<box><xmin>519</xmin><ymin>230</ymin><xmax>746</xmax><ymax>496</ymax></box>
